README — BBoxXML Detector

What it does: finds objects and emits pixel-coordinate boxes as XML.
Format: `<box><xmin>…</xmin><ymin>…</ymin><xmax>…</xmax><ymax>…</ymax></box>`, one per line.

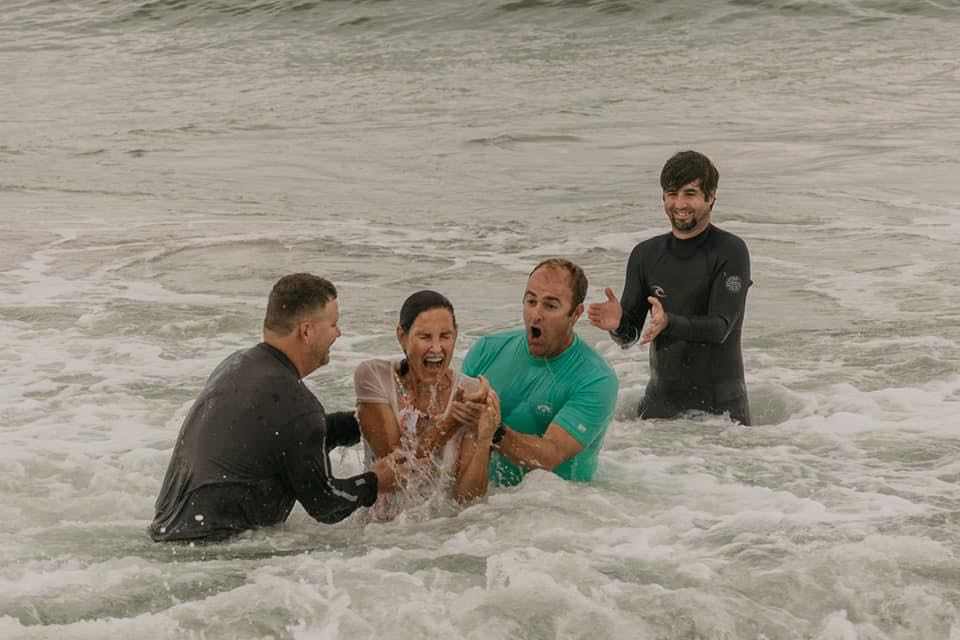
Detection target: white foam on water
<box><xmin>3</xmin><ymin>4</ymin><xmax>960</xmax><ymax>639</ymax></box>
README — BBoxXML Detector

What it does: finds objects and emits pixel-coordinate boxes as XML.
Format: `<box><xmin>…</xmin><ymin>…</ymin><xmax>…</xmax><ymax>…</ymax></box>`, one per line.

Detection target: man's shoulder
<box><xmin>233</xmin><ymin>343</ymin><xmax>297</xmax><ymax>372</ymax></box>
<box><xmin>200</xmin><ymin>345</ymin><xmax>321</xmax><ymax>430</ymax></box>
<box><xmin>709</xmin><ymin>225</ymin><xmax>749</xmax><ymax>251</ymax></box>
<box><xmin>239</xmin><ymin>344</ymin><xmax>319</xmax><ymax>407</ymax></box>
<box><xmin>463</xmin><ymin>328</ymin><xmax>526</xmax><ymax>377</ymax></box>
<box><xmin>570</xmin><ymin>336</ymin><xmax>617</xmax><ymax>381</ymax></box>
<box><xmin>469</xmin><ymin>328</ymin><xmax>525</xmax><ymax>352</ymax></box>
<box><xmin>222</xmin><ymin>343</ymin><xmax>265</xmax><ymax>364</ymax></box>
<box><xmin>207</xmin><ymin>344</ymin><xmax>275</xmax><ymax>385</ymax></box>
<box><xmin>628</xmin><ymin>233</ymin><xmax>672</xmax><ymax>266</ymax></box>
<box><xmin>550</xmin><ymin>337</ymin><xmax>618</xmax><ymax>420</ymax></box>
<box><xmin>634</xmin><ymin>231</ymin><xmax>672</xmax><ymax>251</ymax></box>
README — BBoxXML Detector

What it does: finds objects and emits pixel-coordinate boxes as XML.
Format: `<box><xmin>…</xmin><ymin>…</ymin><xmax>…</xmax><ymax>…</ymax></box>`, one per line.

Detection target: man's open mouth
<box><xmin>529</xmin><ymin>327</ymin><xmax>542</xmax><ymax>339</ymax></box>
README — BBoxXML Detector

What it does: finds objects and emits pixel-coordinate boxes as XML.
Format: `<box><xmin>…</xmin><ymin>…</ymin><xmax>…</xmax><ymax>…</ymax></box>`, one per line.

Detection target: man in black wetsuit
<box><xmin>149</xmin><ymin>273</ymin><xmax>402</xmax><ymax>542</ymax></box>
<box><xmin>588</xmin><ymin>150</ymin><xmax>752</xmax><ymax>424</ymax></box>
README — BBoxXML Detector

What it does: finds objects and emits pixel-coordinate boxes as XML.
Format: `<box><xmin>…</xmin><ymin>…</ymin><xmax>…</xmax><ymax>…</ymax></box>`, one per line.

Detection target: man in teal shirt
<box><xmin>462</xmin><ymin>258</ymin><xmax>619</xmax><ymax>486</ymax></box>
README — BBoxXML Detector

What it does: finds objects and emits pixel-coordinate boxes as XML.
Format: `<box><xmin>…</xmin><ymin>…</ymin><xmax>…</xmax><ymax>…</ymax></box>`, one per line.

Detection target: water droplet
<box><xmin>194</xmin><ymin>514</ymin><xmax>204</xmax><ymax>522</ymax></box>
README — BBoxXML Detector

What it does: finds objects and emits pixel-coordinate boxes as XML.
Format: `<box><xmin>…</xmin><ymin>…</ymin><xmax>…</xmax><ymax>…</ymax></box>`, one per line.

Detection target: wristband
<box><xmin>491</xmin><ymin>423</ymin><xmax>507</xmax><ymax>447</ymax></box>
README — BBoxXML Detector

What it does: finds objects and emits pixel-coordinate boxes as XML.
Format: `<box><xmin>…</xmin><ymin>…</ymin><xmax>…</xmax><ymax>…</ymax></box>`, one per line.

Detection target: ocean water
<box><xmin>2</xmin><ymin>0</ymin><xmax>960</xmax><ymax>638</ymax></box>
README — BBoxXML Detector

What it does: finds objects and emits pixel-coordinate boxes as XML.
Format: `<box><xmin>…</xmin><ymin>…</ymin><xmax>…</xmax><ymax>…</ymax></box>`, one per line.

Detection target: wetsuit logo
<box><xmin>725</xmin><ymin>275</ymin><xmax>743</xmax><ymax>293</ymax></box>
<box><xmin>651</xmin><ymin>285</ymin><xmax>667</xmax><ymax>298</ymax></box>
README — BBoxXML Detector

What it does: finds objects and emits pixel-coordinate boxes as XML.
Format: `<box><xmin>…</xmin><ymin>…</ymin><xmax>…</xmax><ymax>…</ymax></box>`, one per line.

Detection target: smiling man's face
<box><xmin>663</xmin><ymin>179</ymin><xmax>714</xmax><ymax>239</ymax></box>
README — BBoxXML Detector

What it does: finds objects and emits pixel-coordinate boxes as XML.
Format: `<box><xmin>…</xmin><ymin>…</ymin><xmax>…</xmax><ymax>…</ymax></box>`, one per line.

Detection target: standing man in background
<box><xmin>588</xmin><ymin>150</ymin><xmax>752</xmax><ymax>424</ymax></box>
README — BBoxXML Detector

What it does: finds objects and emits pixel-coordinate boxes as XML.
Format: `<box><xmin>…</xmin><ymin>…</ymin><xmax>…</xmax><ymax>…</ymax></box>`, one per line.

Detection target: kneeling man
<box><xmin>149</xmin><ymin>273</ymin><xmax>400</xmax><ymax>542</ymax></box>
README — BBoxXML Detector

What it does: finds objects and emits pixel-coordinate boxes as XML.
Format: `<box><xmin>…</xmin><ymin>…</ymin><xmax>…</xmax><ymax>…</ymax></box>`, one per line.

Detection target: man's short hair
<box><xmin>660</xmin><ymin>150</ymin><xmax>719</xmax><ymax>197</ymax></box>
<box><xmin>263</xmin><ymin>273</ymin><xmax>337</xmax><ymax>334</ymax></box>
<box><xmin>529</xmin><ymin>258</ymin><xmax>588</xmax><ymax>314</ymax></box>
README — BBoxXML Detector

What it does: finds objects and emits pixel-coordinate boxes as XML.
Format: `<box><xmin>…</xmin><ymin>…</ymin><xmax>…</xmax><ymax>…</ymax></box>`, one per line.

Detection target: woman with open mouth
<box><xmin>354</xmin><ymin>290</ymin><xmax>497</xmax><ymax>522</ymax></box>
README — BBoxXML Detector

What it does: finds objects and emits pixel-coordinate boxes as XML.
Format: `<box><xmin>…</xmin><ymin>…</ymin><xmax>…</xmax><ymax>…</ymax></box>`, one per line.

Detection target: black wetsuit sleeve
<box><xmin>324</xmin><ymin>410</ymin><xmax>362</xmax><ymax>451</ymax></box>
<box><xmin>663</xmin><ymin>236</ymin><xmax>751</xmax><ymax>344</ymax></box>
<box><xmin>611</xmin><ymin>243</ymin><xmax>650</xmax><ymax>348</ymax></box>
<box><xmin>281</xmin><ymin>413</ymin><xmax>378</xmax><ymax>524</ymax></box>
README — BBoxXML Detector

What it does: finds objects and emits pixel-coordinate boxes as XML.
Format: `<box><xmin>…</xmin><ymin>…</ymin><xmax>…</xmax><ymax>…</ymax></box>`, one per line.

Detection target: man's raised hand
<box><xmin>587</xmin><ymin>287</ymin><xmax>623</xmax><ymax>331</ymax></box>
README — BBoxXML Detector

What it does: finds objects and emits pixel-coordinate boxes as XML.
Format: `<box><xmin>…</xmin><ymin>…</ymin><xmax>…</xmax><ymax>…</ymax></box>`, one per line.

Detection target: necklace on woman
<box><xmin>394</xmin><ymin>366</ymin><xmax>446</xmax><ymax>424</ymax></box>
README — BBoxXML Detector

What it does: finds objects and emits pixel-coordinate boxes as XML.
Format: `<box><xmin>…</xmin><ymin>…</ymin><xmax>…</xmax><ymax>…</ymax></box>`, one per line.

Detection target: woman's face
<box><xmin>397</xmin><ymin>307</ymin><xmax>457</xmax><ymax>385</ymax></box>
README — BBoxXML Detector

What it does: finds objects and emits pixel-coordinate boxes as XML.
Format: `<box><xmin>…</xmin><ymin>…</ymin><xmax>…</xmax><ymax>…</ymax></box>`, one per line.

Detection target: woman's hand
<box><xmin>463</xmin><ymin>376</ymin><xmax>489</xmax><ymax>403</ymax></box>
<box><xmin>448</xmin><ymin>376</ymin><xmax>490</xmax><ymax>429</ymax></box>
<box><xmin>476</xmin><ymin>389</ymin><xmax>501</xmax><ymax>442</ymax></box>
<box><xmin>447</xmin><ymin>390</ymin><xmax>483</xmax><ymax>428</ymax></box>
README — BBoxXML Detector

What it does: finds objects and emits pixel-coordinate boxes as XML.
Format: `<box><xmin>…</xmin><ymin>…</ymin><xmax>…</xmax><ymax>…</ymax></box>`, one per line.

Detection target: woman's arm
<box><xmin>414</xmin><ymin>385</ymin><xmax>482</xmax><ymax>458</ymax></box>
<box><xmin>453</xmin><ymin>398</ymin><xmax>498</xmax><ymax>504</ymax></box>
<box><xmin>415</xmin><ymin>411</ymin><xmax>467</xmax><ymax>459</ymax></box>
<box><xmin>418</xmin><ymin>376</ymin><xmax>489</xmax><ymax>458</ymax></box>
<box><xmin>356</xmin><ymin>402</ymin><xmax>402</xmax><ymax>458</ymax></box>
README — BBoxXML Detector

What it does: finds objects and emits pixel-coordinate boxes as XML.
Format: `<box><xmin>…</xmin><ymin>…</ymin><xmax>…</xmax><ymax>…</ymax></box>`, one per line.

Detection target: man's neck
<box><xmin>541</xmin><ymin>332</ymin><xmax>576</xmax><ymax>359</ymax></box>
<box><xmin>263</xmin><ymin>334</ymin><xmax>309</xmax><ymax>378</ymax></box>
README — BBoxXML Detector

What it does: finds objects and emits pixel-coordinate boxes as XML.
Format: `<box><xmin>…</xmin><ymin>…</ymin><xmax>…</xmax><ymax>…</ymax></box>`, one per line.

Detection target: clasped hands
<box><xmin>378</xmin><ymin>376</ymin><xmax>500</xmax><ymax>491</ymax></box>
<box><xmin>448</xmin><ymin>375</ymin><xmax>500</xmax><ymax>443</ymax></box>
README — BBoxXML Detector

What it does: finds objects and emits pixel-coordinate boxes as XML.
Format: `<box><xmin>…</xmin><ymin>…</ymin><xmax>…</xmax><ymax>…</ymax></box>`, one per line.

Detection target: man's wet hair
<box><xmin>529</xmin><ymin>258</ymin><xmax>588</xmax><ymax>314</ymax></box>
<box><xmin>263</xmin><ymin>273</ymin><xmax>337</xmax><ymax>334</ymax></box>
<box><xmin>397</xmin><ymin>290</ymin><xmax>456</xmax><ymax>376</ymax></box>
<box><xmin>660</xmin><ymin>150</ymin><xmax>719</xmax><ymax>197</ymax></box>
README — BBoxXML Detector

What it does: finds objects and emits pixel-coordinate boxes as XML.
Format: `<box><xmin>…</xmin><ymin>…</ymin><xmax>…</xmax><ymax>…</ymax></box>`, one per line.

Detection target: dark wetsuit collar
<box><xmin>668</xmin><ymin>224</ymin><xmax>713</xmax><ymax>258</ymax></box>
<box><xmin>258</xmin><ymin>342</ymin><xmax>301</xmax><ymax>378</ymax></box>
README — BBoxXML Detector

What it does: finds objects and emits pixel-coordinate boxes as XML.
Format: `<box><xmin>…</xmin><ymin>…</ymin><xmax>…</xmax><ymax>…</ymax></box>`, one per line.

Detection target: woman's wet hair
<box><xmin>397</xmin><ymin>290</ymin><xmax>456</xmax><ymax>376</ymax></box>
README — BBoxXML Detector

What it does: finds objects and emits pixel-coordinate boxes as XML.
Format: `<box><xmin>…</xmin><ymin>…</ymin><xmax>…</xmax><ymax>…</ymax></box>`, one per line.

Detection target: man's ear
<box><xmin>297</xmin><ymin>318</ymin><xmax>312</xmax><ymax>341</ymax></box>
<box><xmin>705</xmin><ymin>189</ymin><xmax>717</xmax><ymax>212</ymax></box>
<box><xmin>571</xmin><ymin>302</ymin><xmax>584</xmax><ymax>321</ymax></box>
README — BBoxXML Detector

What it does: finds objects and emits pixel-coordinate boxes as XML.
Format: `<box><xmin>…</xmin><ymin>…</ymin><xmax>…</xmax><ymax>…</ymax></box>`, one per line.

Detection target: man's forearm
<box><xmin>494</xmin><ymin>426</ymin><xmax>566</xmax><ymax>471</ymax></box>
<box><xmin>663</xmin><ymin>312</ymin><xmax>734</xmax><ymax>343</ymax></box>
